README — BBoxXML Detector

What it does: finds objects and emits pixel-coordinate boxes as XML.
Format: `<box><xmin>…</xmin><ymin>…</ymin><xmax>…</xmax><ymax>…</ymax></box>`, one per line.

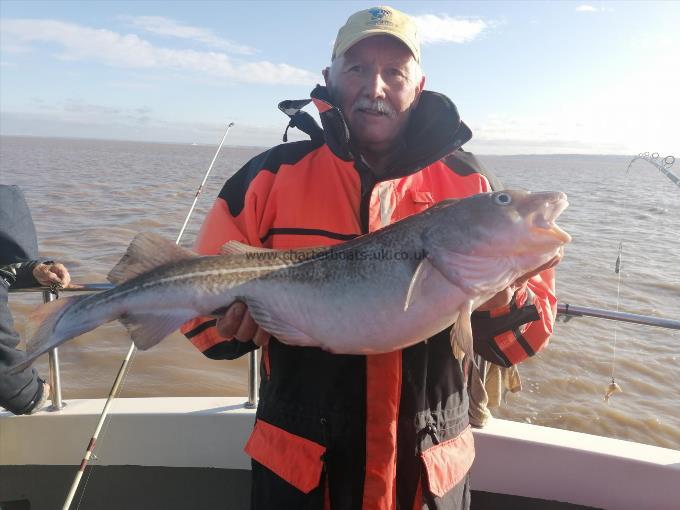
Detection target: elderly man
<box><xmin>182</xmin><ymin>6</ymin><xmax>558</xmax><ymax>509</ymax></box>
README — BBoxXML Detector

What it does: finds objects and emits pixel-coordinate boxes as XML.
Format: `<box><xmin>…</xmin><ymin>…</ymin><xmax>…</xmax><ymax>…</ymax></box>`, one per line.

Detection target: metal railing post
<box><xmin>42</xmin><ymin>289</ymin><xmax>64</xmax><ymax>410</ymax></box>
<box><xmin>245</xmin><ymin>349</ymin><xmax>258</xmax><ymax>409</ymax></box>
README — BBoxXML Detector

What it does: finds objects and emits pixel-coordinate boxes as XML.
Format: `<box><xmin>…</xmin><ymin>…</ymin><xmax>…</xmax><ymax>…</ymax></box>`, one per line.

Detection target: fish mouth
<box><xmin>528</xmin><ymin>192</ymin><xmax>571</xmax><ymax>244</ymax></box>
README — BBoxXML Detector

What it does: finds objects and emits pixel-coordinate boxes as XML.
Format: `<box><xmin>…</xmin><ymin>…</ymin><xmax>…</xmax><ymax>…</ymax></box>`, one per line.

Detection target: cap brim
<box><xmin>333</xmin><ymin>29</ymin><xmax>419</xmax><ymax>62</ymax></box>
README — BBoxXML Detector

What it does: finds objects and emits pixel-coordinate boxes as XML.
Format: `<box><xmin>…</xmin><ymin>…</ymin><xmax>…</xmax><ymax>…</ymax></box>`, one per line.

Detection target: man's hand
<box><xmin>216</xmin><ymin>302</ymin><xmax>270</xmax><ymax>347</ymax></box>
<box><xmin>476</xmin><ymin>250</ymin><xmax>563</xmax><ymax>312</ymax></box>
<box><xmin>32</xmin><ymin>262</ymin><xmax>71</xmax><ymax>288</ymax></box>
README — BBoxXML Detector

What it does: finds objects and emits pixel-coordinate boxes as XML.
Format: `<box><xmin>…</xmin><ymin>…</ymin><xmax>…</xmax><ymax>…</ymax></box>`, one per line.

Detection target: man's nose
<box><xmin>363</xmin><ymin>70</ymin><xmax>388</xmax><ymax>99</ymax></box>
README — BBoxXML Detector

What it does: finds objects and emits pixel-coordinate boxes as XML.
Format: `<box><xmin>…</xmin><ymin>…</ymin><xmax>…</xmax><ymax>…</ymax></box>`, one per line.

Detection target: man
<box><xmin>1</xmin><ymin>184</ymin><xmax>71</xmax><ymax>415</ymax></box>
<box><xmin>182</xmin><ymin>6</ymin><xmax>558</xmax><ymax>509</ymax></box>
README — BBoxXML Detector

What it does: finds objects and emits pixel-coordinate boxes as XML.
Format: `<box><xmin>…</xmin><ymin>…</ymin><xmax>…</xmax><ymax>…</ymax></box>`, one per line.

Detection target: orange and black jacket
<box><xmin>182</xmin><ymin>85</ymin><xmax>557</xmax><ymax>509</ymax></box>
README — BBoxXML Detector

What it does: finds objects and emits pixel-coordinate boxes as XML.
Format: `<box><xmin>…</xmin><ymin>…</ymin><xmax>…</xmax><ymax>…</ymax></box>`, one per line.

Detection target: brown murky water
<box><xmin>1</xmin><ymin>136</ymin><xmax>678</xmax><ymax>449</ymax></box>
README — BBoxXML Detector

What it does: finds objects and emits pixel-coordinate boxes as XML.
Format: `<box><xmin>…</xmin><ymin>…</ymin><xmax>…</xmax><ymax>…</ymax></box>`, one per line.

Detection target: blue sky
<box><xmin>1</xmin><ymin>1</ymin><xmax>678</xmax><ymax>154</ymax></box>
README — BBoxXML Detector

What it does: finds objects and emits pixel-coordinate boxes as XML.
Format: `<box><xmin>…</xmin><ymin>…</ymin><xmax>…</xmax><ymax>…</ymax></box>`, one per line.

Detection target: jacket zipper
<box><xmin>356</xmin><ymin>159</ymin><xmax>377</xmax><ymax>234</ymax></box>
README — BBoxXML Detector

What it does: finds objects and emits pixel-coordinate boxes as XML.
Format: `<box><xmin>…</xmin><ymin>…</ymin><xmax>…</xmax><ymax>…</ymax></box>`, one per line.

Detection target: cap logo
<box><xmin>367</xmin><ymin>7</ymin><xmax>393</xmax><ymax>27</ymax></box>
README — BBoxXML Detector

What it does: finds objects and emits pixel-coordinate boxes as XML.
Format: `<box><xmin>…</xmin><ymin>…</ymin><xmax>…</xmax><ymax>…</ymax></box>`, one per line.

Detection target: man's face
<box><xmin>324</xmin><ymin>35</ymin><xmax>425</xmax><ymax>154</ymax></box>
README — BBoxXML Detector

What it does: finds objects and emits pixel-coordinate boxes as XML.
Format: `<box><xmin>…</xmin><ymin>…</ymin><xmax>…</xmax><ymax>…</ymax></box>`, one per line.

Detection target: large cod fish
<box><xmin>16</xmin><ymin>190</ymin><xmax>570</xmax><ymax>370</ymax></box>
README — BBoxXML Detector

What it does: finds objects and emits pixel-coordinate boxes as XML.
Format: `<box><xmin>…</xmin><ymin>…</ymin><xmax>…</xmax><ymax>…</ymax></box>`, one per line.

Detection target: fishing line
<box><xmin>604</xmin><ymin>151</ymin><xmax>677</xmax><ymax>403</ymax></box>
<box><xmin>62</xmin><ymin>122</ymin><xmax>235</xmax><ymax>510</ymax></box>
<box><xmin>605</xmin><ymin>242</ymin><xmax>623</xmax><ymax>403</ymax></box>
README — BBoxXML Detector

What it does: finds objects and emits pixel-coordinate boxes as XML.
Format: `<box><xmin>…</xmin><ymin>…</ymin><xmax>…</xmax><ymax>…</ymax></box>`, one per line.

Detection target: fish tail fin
<box><xmin>10</xmin><ymin>294</ymin><xmax>92</xmax><ymax>373</ymax></box>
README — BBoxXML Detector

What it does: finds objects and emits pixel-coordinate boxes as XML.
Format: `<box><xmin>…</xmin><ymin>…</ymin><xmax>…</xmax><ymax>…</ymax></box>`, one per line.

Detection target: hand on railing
<box><xmin>32</xmin><ymin>262</ymin><xmax>71</xmax><ymax>288</ymax></box>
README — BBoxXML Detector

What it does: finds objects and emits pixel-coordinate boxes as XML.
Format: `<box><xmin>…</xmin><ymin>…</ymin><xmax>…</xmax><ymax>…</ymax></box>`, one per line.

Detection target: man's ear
<box><xmin>322</xmin><ymin>67</ymin><xmax>330</xmax><ymax>86</ymax></box>
<box><xmin>412</xmin><ymin>74</ymin><xmax>426</xmax><ymax>108</ymax></box>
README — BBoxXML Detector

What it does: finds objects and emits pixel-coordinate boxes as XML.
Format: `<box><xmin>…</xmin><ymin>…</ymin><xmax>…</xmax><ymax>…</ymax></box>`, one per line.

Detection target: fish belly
<box><xmin>242</xmin><ymin>265</ymin><xmax>468</xmax><ymax>355</ymax></box>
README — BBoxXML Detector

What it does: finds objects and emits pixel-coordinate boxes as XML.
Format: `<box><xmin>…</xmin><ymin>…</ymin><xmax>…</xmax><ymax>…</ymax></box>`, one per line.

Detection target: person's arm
<box><xmin>1</xmin><ymin>260</ymin><xmax>71</xmax><ymax>289</ymax></box>
<box><xmin>0</xmin><ymin>268</ymin><xmax>50</xmax><ymax>415</ymax></box>
<box><xmin>444</xmin><ymin>150</ymin><xmax>558</xmax><ymax>366</ymax></box>
<box><xmin>1</xmin><ymin>260</ymin><xmax>41</xmax><ymax>288</ymax></box>
<box><xmin>471</xmin><ymin>266</ymin><xmax>557</xmax><ymax>367</ymax></box>
<box><xmin>180</xmin><ymin>156</ymin><xmax>273</xmax><ymax>360</ymax></box>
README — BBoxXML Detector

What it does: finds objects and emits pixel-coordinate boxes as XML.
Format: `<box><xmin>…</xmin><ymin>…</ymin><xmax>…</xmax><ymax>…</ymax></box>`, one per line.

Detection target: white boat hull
<box><xmin>1</xmin><ymin>397</ymin><xmax>678</xmax><ymax>509</ymax></box>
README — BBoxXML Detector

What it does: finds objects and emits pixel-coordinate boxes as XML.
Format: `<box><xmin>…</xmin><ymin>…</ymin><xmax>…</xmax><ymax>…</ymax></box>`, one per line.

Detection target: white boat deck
<box><xmin>2</xmin><ymin>397</ymin><xmax>679</xmax><ymax>509</ymax></box>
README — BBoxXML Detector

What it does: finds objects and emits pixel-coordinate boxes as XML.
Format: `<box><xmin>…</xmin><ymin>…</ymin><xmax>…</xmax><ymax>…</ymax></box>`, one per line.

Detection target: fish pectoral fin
<box><xmin>119</xmin><ymin>309</ymin><xmax>196</xmax><ymax>350</ymax></box>
<box><xmin>108</xmin><ymin>232</ymin><xmax>197</xmax><ymax>284</ymax></box>
<box><xmin>245</xmin><ymin>299</ymin><xmax>316</xmax><ymax>347</ymax></box>
<box><xmin>404</xmin><ymin>258</ymin><xmax>433</xmax><ymax>311</ymax></box>
<box><xmin>450</xmin><ymin>299</ymin><xmax>478</xmax><ymax>369</ymax></box>
<box><xmin>404</xmin><ymin>257</ymin><xmax>449</xmax><ymax>311</ymax></box>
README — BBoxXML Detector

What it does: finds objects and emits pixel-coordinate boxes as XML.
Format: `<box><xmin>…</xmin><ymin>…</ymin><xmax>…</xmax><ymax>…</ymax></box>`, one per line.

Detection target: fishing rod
<box><xmin>626</xmin><ymin>153</ymin><xmax>679</xmax><ymax>188</ymax></box>
<box><xmin>61</xmin><ymin>122</ymin><xmax>235</xmax><ymax>510</ymax></box>
<box><xmin>556</xmin><ymin>303</ymin><xmax>680</xmax><ymax>331</ymax></box>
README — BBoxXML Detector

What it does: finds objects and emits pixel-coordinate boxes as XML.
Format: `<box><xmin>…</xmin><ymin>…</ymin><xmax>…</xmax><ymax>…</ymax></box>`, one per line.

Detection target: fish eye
<box><xmin>493</xmin><ymin>192</ymin><xmax>512</xmax><ymax>206</ymax></box>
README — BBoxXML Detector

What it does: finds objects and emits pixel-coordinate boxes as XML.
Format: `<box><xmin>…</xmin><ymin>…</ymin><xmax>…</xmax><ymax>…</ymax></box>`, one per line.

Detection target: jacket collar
<box><xmin>308</xmin><ymin>84</ymin><xmax>472</xmax><ymax>177</ymax></box>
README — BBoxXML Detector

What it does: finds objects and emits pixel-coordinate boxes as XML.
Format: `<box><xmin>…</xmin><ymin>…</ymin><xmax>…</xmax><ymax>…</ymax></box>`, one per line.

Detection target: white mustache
<box><xmin>352</xmin><ymin>98</ymin><xmax>396</xmax><ymax>117</ymax></box>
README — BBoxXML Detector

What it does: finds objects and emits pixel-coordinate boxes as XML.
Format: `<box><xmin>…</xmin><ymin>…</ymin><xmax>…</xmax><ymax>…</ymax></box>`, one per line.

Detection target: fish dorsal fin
<box><xmin>108</xmin><ymin>232</ymin><xmax>197</xmax><ymax>284</ymax></box>
<box><xmin>219</xmin><ymin>241</ymin><xmax>274</xmax><ymax>255</ymax></box>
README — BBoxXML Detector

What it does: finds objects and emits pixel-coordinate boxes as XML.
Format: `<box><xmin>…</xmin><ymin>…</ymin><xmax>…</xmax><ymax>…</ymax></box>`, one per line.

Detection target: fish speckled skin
<box><xmin>14</xmin><ymin>190</ymin><xmax>570</xmax><ymax>371</ymax></box>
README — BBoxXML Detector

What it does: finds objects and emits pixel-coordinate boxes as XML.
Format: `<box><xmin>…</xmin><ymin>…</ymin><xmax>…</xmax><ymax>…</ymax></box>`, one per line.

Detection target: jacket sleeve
<box><xmin>470</xmin><ymin>267</ymin><xmax>556</xmax><ymax>367</ymax></box>
<box><xmin>180</xmin><ymin>159</ymin><xmax>271</xmax><ymax>360</ymax></box>
<box><xmin>0</xmin><ymin>278</ymin><xmax>44</xmax><ymax>414</ymax></box>
<box><xmin>0</xmin><ymin>260</ymin><xmax>44</xmax><ymax>289</ymax></box>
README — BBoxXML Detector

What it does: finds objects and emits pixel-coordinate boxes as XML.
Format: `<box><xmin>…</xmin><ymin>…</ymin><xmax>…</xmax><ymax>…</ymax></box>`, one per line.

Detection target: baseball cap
<box><xmin>332</xmin><ymin>6</ymin><xmax>421</xmax><ymax>63</ymax></box>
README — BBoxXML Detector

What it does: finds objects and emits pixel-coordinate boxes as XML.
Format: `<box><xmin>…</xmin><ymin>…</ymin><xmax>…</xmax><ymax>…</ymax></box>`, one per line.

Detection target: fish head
<box><xmin>424</xmin><ymin>190</ymin><xmax>571</xmax><ymax>291</ymax></box>
<box><xmin>480</xmin><ymin>189</ymin><xmax>570</xmax><ymax>254</ymax></box>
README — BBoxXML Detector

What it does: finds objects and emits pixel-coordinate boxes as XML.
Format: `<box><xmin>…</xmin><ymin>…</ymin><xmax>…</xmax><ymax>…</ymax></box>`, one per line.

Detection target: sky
<box><xmin>1</xmin><ymin>0</ymin><xmax>678</xmax><ymax>154</ymax></box>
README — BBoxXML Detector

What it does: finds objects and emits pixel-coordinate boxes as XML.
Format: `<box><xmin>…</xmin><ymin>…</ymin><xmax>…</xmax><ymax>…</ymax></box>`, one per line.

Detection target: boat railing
<box><xmin>9</xmin><ymin>284</ymin><xmax>680</xmax><ymax>411</ymax></box>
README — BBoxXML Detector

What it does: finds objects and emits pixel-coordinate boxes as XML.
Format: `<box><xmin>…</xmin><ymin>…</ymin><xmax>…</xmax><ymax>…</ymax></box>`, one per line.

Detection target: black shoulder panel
<box><xmin>442</xmin><ymin>150</ymin><xmax>504</xmax><ymax>191</ymax></box>
<box><xmin>219</xmin><ymin>140</ymin><xmax>323</xmax><ymax>217</ymax></box>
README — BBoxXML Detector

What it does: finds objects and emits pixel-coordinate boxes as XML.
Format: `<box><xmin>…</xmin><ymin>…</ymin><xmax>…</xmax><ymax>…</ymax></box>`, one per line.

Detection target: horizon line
<box><xmin>0</xmin><ymin>133</ymin><xmax>636</xmax><ymax>158</ymax></box>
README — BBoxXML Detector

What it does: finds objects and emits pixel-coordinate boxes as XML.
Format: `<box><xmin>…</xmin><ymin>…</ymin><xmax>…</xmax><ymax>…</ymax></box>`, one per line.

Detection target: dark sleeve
<box><xmin>0</xmin><ymin>285</ymin><xmax>43</xmax><ymax>414</ymax></box>
<box><xmin>203</xmin><ymin>339</ymin><xmax>258</xmax><ymax>360</ymax></box>
<box><xmin>1</xmin><ymin>259</ymin><xmax>52</xmax><ymax>289</ymax></box>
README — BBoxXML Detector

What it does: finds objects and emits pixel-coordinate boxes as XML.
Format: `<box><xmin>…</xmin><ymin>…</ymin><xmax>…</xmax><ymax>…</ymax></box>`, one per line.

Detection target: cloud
<box><xmin>20</xmin><ymin>98</ymin><xmax>154</xmax><ymax>126</ymax></box>
<box><xmin>576</xmin><ymin>5</ymin><xmax>598</xmax><ymax>12</ymax></box>
<box><xmin>0</xmin><ymin>19</ymin><xmax>317</xmax><ymax>85</ymax></box>
<box><xmin>412</xmin><ymin>14</ymin><xmax>488</xmax><ymax>45</ymax></box>
<box><xmin>124</xmin><ymin>16</ymin><xmax>256</xmax><ymax>55</ymax></box>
